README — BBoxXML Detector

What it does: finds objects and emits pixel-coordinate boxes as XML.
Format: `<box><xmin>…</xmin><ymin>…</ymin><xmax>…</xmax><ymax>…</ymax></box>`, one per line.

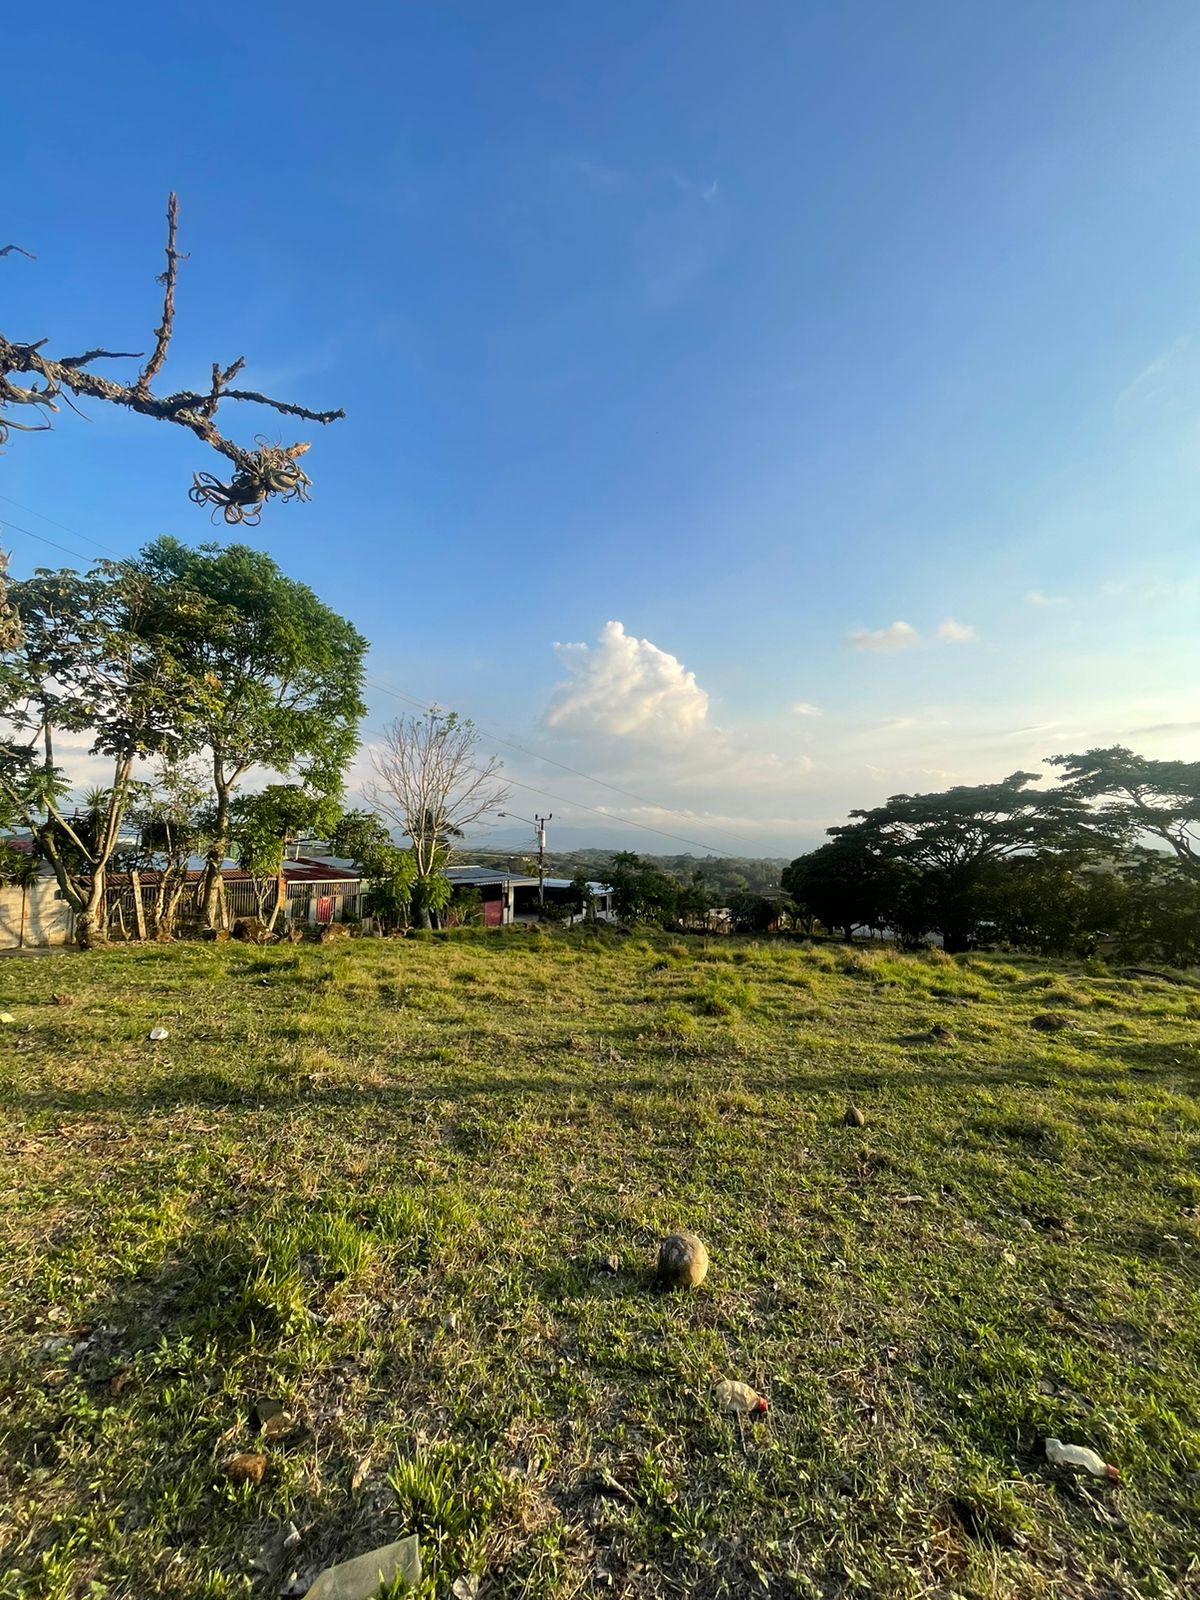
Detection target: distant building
<box><xmin>444</xmin><ymin>866</ymin><xmax>614</xmax><ymax>925</ymax></box>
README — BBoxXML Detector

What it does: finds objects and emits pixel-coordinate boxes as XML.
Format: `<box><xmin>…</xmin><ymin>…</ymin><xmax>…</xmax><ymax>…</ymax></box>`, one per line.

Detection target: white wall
<box><xmin>0</xmin><ymin>879</ymin><xmax>75</xmax><ymax>948</ymax></box>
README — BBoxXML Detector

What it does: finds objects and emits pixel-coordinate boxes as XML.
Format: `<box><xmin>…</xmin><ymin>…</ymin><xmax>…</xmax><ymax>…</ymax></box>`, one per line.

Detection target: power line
<box><xmin>0</xmin><ymin>494</ymin><xmax>122</xmax><ymax>557</ymax></box>
<box><xmin>0</xmin><ymin>515</ymin><xmax>97</xmax><ymax>565</ymax></box>
<box><xmin>359</xmin><ymin>724</ymin><xmax>743</xmax><ymax>857</ymax></box>
<box><xmin>364</xmin><ymin>674</ymin><xmax>756</xmax><ymax>857</ymax></box>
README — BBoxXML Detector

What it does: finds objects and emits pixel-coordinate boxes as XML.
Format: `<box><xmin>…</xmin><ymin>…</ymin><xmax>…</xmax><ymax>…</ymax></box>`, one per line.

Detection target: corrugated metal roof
<box><xmin>444</xmin><ymin>866</ymin><xmax>539</xmax><ymax>887</ymax></box>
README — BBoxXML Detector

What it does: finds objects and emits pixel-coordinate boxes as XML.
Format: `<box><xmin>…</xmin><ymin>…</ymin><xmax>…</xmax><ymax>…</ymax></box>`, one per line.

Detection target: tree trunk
<box><xmin>75</xmin><ymin>872</ymin><xmax>109</xmax><ymax>950</ymax></box>
<box><xmin>201</xmin><ymin>771</ymin><xmax>231</xmax><ymax>929</ymax></box>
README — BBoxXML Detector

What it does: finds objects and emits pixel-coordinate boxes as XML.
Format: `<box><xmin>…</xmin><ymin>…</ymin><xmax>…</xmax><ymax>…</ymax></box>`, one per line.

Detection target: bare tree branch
<box><xmin>137</xmin><ymin>193</ymin><xmax>185</xmax><ymax>397</ymax></box>
<box><xmin>0</xmin><ymin>194</ymin><xmax>344</xmax><ymax>522</ymax></box>
<box><xmin>59</xmin><ymin>348</ymin><xmax>144</xmax><ymax>369</ymax></box>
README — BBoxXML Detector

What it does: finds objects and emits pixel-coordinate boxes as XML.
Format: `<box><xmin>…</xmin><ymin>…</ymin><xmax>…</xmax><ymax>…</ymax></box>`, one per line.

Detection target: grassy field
<box><xmin>1</xmin><ymin>930</ymin><xmax>1198</xmax><ymax>1600</ymax></box>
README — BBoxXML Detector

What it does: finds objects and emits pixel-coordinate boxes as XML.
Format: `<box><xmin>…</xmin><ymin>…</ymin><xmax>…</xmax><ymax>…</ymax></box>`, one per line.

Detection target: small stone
<box><xmin>226</xmin><ymin>1452</ymin><xmax>267</xmax><ymax>1486</ymax></box>
<box><xmin>927</xmin><ymin>1023</ymin><xmax>955</xmax><ymax>1044</ymax></box>
<box><xmin>304</xmin><ymin>1535</ymin><xmax>421</xmax><ymax>1600</ymax></box>
<box><xmin>657</xmin><ymin>1232</ymin><xmax>709</xmax><ymax>1290</ymax></box>
<box><xmin>844</xmin><ymin>1102</ymin><xmax>866</xmax><ymax>1127</ymax></box>
<box><xmin>1001</xmin><ymin>1249</ymin><xmax>1018</xmax><ymax>1267</ymax></box>
<box><xmin>597</xmin><ymin>1253</ymin><xmax>621</xmax><ymax>1274</ymax></box>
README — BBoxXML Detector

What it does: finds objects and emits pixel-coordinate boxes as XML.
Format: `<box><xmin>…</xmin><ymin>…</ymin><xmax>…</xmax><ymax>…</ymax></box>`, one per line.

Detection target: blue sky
<box><xmin>5</xmin><ymin>1</ymin><xmax>1200</xmax><ymax>856</ymax></box>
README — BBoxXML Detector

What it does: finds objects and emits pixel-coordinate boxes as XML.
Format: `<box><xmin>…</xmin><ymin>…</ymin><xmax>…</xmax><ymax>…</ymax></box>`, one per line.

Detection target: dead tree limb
<box><xmin>0</xmin><ymin>194</ymin><xmax>344</xmax><ymax>524</ymax></box>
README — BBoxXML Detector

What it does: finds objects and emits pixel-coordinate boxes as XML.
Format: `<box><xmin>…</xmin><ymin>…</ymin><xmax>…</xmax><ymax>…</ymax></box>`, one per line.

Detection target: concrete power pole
<box><xmin>535</xmin><ymin>813</ymin><xmax>552</xmax><ymax>909</ymax></box>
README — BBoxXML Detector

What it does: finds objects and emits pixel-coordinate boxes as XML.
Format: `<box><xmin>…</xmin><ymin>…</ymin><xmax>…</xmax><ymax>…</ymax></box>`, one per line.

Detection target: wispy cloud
<box><xmin>568</xmin><ymin>157</ymin><xmax>720</xmax><ymax>204</ymax></box>
<box><xmin>937</xmin><ymin>618</ymin><xmax>976</xmax><ymax>644</ymax></box>
<box><xmin>1026</xmin><ymin>589</ymin><xmax>1068</xmax><ymax>608</ymax></box>
<box><xmin>847</xmin><ymin>621</ymin><xmax>920</xmax><ymax>653</ymax></box>
<box><xmin>792</xmin><ymin>701</ymin><xmax>822</xmax><ymax>717</ymax></box>
<box><xmin>1116</xmin><ymin>335</ymin><xmax>1191</xmax><ymax>407</ymax></box>
<box><xmin>664</xmin><ymin>169</ymin><xmax>719</xmax><ymax>203</ymax></box>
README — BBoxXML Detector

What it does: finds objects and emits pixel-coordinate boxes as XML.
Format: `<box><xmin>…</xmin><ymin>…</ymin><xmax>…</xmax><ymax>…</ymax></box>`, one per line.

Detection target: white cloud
<box><xmin>847</xmin><ymin>621</ymin><xmax>919</xmax><ymax>653</ymax></box>
<box><xmin>937</xmin><ymin>617</ymin><xmax>976</xmax><ymax>643</ymax></box>
<box><xmin>545</xmin><ymin>620</ymin><xmax>710</xmax><ymax>741</ymax></box>
<box><xmin>1116</xmin><ymin>335</ymin><xmax>1191</xmax><ymax>407</ymax></box>
<box><xmin>1026</xmin><ymin>589</ymin><xmax>1067</xmax><ymax>608</ymax></box>
<box><xmin>792</xmin><ymin>701</ymin><xmax>822</xmax><ymax>717</ymax></box>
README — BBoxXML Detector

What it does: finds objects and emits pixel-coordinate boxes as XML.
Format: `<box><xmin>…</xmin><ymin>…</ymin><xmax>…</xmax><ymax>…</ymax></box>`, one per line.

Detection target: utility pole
<box><xmin>535</xmin><ymin>813</ymin><xmax>552</xmax><ymax>909</ymax></box>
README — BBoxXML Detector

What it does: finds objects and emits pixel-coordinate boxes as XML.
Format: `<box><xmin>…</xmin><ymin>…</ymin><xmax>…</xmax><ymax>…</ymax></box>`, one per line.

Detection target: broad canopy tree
<box><xmin>1049</xmin><ymin>746</ymin><xmax>1200</xmax><ymax>880</ymax></box>
<box><xmin>823</xmin><ymin>772</ymin><xmax>1088</xmax><ymax>951</ymax></box>
<box><xmin>132</xmin><ymin>538</ymin><xmax>367</xmax><ymax>929</ymax></box>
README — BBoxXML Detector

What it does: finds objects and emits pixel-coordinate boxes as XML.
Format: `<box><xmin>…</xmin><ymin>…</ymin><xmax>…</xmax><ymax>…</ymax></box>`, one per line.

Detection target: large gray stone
<box><xmin>304</xmin><ymin>1535</ymin><xmax>421</xmax><ymax>1599</ymax></box>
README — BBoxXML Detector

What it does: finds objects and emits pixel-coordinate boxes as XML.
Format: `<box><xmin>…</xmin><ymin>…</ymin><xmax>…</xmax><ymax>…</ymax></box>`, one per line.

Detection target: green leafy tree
<box><xmin>830</xmin><ymin>773</ymin><xmax>1086</xmax><ymax>952</ymax></box>
<box><xmin>605</xmin><ymin>852</ymin><xmax>682</xmax><ymax>925</ymax></box>
<box><xmin>328</xmin><ymin>810</ymin><xmax>416</xmax><ymax>929</ymax></box>
<box><xmin>132</xmin><ymin>538</ymin><xmax>367</xmax><ymax>929</ymax></box>
<box><xmin>229</xmin><ymin>785</ymin><xmax>343</xmax><ymax>925</ymax></box>
<box><xmin>0</xmin><ymin>564</ymin><xmax>196</xmax><ymax>947</ymax></box>
<box><xmin>1104</xmin><ymin>851</ymin><xmax>1200</xmax><ymax>966</ymax></box>
<box><xmin>124</xmin><ymin>761</ymin><xmax>210</xmax><ymax>938</ymax></box>
<box><xmin>783</xmin><ymin>836</ymin><xmax>911</xmax><ymax>942</ymax></box>
<box><xmin>1048</xmin><ymin>747</ymin><xmax>1200</xmax><ymax>880</ymax></box>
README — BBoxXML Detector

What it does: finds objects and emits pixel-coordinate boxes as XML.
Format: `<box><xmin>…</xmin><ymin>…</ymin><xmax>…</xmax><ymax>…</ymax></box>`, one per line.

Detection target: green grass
<box><xmin>0</xmin><ymin>931</ymin><xmax>1198</xmax><ymax>1598</ymax></box>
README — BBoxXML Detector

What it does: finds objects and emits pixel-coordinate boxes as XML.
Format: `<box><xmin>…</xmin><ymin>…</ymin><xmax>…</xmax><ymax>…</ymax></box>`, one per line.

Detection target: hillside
<box><xmin>1</xmin><ymin>933</ymin><xmax>1197</xmax><ymax>1597</ymax></box>
<box><xmin>467</xmin><ymin>849</ymin><xmax>788</xmax><ymax>898</ymax></box>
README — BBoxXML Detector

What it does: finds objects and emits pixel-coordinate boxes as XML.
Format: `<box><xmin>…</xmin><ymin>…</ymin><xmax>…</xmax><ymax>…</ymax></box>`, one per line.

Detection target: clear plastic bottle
<box><xmin>1045</xmin><ymin>1437</ymin><xmax>1120</xmax><ymax>1481</ymax></box>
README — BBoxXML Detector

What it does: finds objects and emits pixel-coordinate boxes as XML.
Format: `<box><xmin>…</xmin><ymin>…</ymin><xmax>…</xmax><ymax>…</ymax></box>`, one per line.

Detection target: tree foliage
<box><xmin>1048</xmin><ymin>746</ymin><xmax>1200</xmax><ymax>880</ymax></box>
<box><xmin>327</xmin><ymin>810</ymin><xmax>417</xmax><ymax>928</ymax></box>
<box><xmin>0</xmin><ymin>564</ymin><xmax>198</xmax><ymax>945</ymax></box>
<box><xmin>829</xmin><ymin>772</ymin><xmax>1085</xmax><ymax>952</ymax></box>
<box><xmin>132</xmin><ymin>538</ymin><xmax>366</xmax><ymax>928</ymax></box>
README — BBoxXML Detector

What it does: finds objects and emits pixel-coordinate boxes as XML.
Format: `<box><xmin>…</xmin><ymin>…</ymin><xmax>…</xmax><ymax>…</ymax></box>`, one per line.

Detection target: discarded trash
<box><xmin>350</xmin><ymin>1452</ymin><xmax>373</xmax><ymax>1492</ymax></box>
<box><xmin>148</xmin><ymin>1026</ymin><xmax>169</xmax><ymax>1041</ymax></box>
<box><xmin>225</xmin><ymin>1451</ymin><xmax>267</xmax><ymax>1486</ymax></box>
<box><xmin>597</xmin><ymin>1253</ymin><xmax>621</xmax><ymax>1274</ymax></box>
<box><xmin>304</xmin><ymin>1534</ymin><xmax>421</xmax><ymax>1600</ymax></box>
<box><xmin>251</xmin><ymin>1521</ymin><xmax>301</xmax><ymax>1575</ymax></box>
<box><xmin>0</xmin><ymin>1012</ymin><xmax>15</xmax><ymax>1024</ymax></box>
<box><xmin>1045</xmin><ymin>1437</ymin><xmax>1120</xmax><ymax>1481</ymax></box>
<box><xmin>714</xmin><ymin>1378</ymin><xmax>768</xmax><ymax>1416</ymax></box>
<box><xmin>255</xmin><ymin>1398</ymin><xmax>297</xmax><ymax>1440</ymax></box>
<box><xmin>656</xmin><ymin>1232</ymin><xmax>709</xmax><ymax>1289</ymax></box>
<box><xmin>452</xmin><ymin>1577</ymin><xmax>482</xmax><ymax>1600</ymax></box>
<box><xmin>844</xmin><ymin>1102</ymin><xmax>866</xmax><ymax>1127</ymax></box>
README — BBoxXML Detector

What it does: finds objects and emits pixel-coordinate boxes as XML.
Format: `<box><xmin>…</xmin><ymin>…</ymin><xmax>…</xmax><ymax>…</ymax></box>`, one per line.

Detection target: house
<box><xmin>443</xmin><ymin>866</ymin><xmax>615</xmax><ymax>926</ymax></box>
<box><xmin>0</xmin><ymin>839</ymin><xmax>76</xmax><ymax>949</ymax></box>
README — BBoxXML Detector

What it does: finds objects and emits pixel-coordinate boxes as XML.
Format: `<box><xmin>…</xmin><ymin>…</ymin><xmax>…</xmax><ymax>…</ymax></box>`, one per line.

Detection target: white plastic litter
<box><xmin>0</xmin><ymin>1013</ymin><xmax>15</xmax><ymax>1024</ymax></box>
<box><xmin>148</xmin><ymin>1027</ymin><xmax>170</xmax><ymax>1042</ymax></box>
<box><xmin>1045</xmin><ymin>1437</ymin><xmax>1120</xmax><ymax>1481</ymax></box>
<box><xmin>714</xmin><ymin>1378</ymin><xmax>769</xmax><ymax>1416</ymax></box>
